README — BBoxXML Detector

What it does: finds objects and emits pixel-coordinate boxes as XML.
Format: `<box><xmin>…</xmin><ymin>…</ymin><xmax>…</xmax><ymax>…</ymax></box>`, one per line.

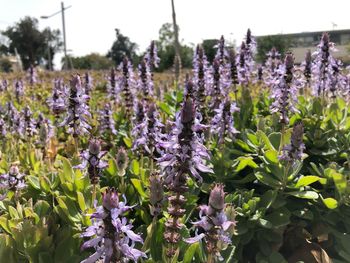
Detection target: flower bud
<box><xmin>209</xmin><ymin>184</ymin><xmax>225</xmax><ymax>211</ymax></box>
<box><xmin>116</xmin><ymin>147</ymin><xmax>128</xmax><ymax>176</ymax></box>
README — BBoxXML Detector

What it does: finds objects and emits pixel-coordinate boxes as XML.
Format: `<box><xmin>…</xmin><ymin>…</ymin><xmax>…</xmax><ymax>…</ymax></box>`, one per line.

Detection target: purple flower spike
<box><xmin>14</xmin><ymin>79</ymin><xmax>24</xmax><ymax>102</ymax></box>
<box><xmin>211</xmin><ymin>99</ymin><xmax>240</xmax><ymax>144</ymax></box>
<box><xmin>311</xmin><ymin>32</ymin><xmax>344</xmax><ymax>97</ymax></box>
<box><xmin>107</xmin><ymin>68</ymin><xmax>119</xmax><ymax>104</ymax></box>
<box><xmin>280</xmin><ymin>121</ymin><xmax>305</xmax><ymax>162</ymax></box>
<box><xmin>99</xmin><ymin>103</ymin><xmax>117</xmax><ymax>136</ymax></box>
<box><xmin>237</xmin><ymin>29</ymin><xmax>257</xmax><ymax>85</ymax></box>
<box><xmin>83</xmin><ymin>72</ymin><xmax>93</xmax><ymax>97</ymax></box>
<box><xmin>75</xmin><ymin>138</ymin><xmax>108</xmax><ymax>184</ymax></box>
<box><xmin>186</xmin><ymin>184</ymin><xmax>236</xmax><ymax>261</ymax></box>
<box><xmin>47</xmin><ymin>78</ymin><xmax>66</xmax><ymax>118</ymax></box>
<box><xmin>118</xmin><ymin>57</ymin><xmax>135</xmax><ymax>115</ymax></box>
<box><xmin>270</xmin><ymin>52</ymin><xmax>301</xmax><ymax>124</ymax></box>
<box><xmin>0</xmin><ymin>164</ymin><xmax>26</xmax><ymax>194</ymax></box>
<box><xmin>60</xmin><ymin>75</ymin><xmax>91</xmax><ymax>137</ymax></box>
<box><xmin>193</xmin><ymin>45</ymin><xmax>211</xmax><ymax>120</ymax></box>
<box><xmin>20</xmin><ymin>106</ymin><xmax>37</xmax><ymax>138</ymax></box>
<box><xmin>27</xmin><ymin>64</ymin><xmax>38</xmax><ymax>85</ymax></box>
<box><xmin>80</xmin><ymin>188</ymin><xmax>146</xmax><ymax>263</ymax></box>
<box><xmin>159</xmin><ymin>96</ymin><xmax>213</xmax><ymax>258</ymax></box>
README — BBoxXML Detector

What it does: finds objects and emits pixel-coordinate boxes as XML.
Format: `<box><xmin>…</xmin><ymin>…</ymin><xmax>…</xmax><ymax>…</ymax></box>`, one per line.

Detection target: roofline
<box><xmin>256</xmin><ymin>28</ymin><xmax>350</xmax><ymax>38</ymax></box>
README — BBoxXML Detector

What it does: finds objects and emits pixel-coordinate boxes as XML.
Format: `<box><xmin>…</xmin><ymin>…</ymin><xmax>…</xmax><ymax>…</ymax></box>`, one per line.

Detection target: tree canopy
<box><xmin>107</xmin><ymin>29</ymin><xmax>138</xmax><ymax>66</ymax></box>
<box><xmin>1</xmin><ymin>16</ymin><xmax>62</xmax><ymax>69</ymax></box>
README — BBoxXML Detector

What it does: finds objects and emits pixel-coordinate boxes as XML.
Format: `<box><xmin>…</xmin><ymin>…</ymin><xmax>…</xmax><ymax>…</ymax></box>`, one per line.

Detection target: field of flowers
<box><xmin>0</xmin><ymin>30</ymin><xmax>349</xmax><ymax>263</ymax></box>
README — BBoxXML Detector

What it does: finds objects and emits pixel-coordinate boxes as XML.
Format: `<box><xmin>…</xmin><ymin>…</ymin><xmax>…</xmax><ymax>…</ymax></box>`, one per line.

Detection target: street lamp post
<box><xmin>41</xmin><ymin>2</ymin><xmax>71</xmax><ymax>70</ymax></box>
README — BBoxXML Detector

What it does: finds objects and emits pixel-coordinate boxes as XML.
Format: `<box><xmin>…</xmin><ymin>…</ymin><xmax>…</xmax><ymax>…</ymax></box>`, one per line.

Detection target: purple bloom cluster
<box><xmin>263</xmin><ymin>47</ymin><xmax>282</xmax><ymax>88</ymax></box>
<box><xmin>27</xmin><ymin>64</ymin><xmax>38</xmax><ymax>85</ymax></box>
<box><xmin>36</xmin><ymin>113</ymin><xmax>54</xmax><ymax>147</ymax></box>
<box><xmin>237</xmin><ymin>29</ymin><xmax>257</xmax><ymax>85</ymax></box>
<box><xmin>280</xmin><ymin>121</ymin><xmax>305</xmax><ymax>162</ymax></box>
<box><xmin>302</xmin><ymin>50</ymin><xmax>312</xmax><ymax>87</ymax></box>
<box><xmin>193</xmin><ymin>45</ymin><xmax>211</xmax><ymax>115</ymax></box>
<box><xmin>0</xmin><ymin>79</ymin><xmax>8</xmax><ymax>92</ymax></box>
<box><xmin>136</xmin><ymin>59</ymin><xmax>154</xmax><ymax>101</ymax></box>
<box><xmin>0</xmin><ymin>164</ymin><xmax>26</xmax><ymax>194</ymax></box>
<box><xmin>47</xmin><ymin>78</ymin><xmax>67</xmax><ymax>121</ymax></box>
<box><xmin>60</xmin><ymin>75</ymin><xmax>91</xmax><ymax>137</ymax></box>
<box><xmin>118</xmin><ymin>57</ymin><xmax>135</xmax><ymax>114</ymax></box>
<box><xmin>211</xmin><ymin>99</ymin><xmax>239</xmax><ymax>144</ymax></box>
<box><xmin>107</xmin><ymin>68</ymin><xmax>119</xmax><ymax>104</ymax></box>
<box><xmin>186</xmin><ymin>184</ymin><xmax>236</xmax><ymax>261</ymax></box>
<box><xmin>14</xmin><ymin>79</ymin><xmax>24</xmax><ymax>102</ymax></box>
<box><xmin>270</xmin><ymin>53</ymin><xmax>301</xmax><ymax>124</ymax></box>
<box><xmin>99</xmin><ymin>103</ymin><xmax>117</xmax><ymax>136</ymax></box>
<box><xmin>75</xmin><ymin>139</ymin><xmax>108</xmax><ymax>184</ymax></box>
<box><xmin>132</xmin><ymin>102</ymin><xmax>164</xmax><ymax>156</ymax></box>
<box><xmin>311</xmin><ymin>33</ymin><xmax>345</xmax><ymax>97</ymax></box>
<box><xmin>20</xmin><ymin>106</ymin><xmax>37</xmax><ymax>138</ymax></box>
<box><xmin>81</xmin><ymin>188</ymin><xmax>146</xmax><ymax>263</ymax></box>
<box><xmin>158</xmin><ymin>97</ymin><xmax>213</xmax><ymax>185</ymax></box>
<box><xmin>149</xmin><ymin>172</ymin><xmax>164</xmax><ymax>217</ymax></box>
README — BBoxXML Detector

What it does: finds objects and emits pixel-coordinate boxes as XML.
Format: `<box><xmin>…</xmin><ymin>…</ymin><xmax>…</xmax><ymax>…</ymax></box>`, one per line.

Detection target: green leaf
<box><xmin>260</xmin><ymin>190</ymin><xmax>277</xmax><ymax>210</ymax></box>
<box><xmin>8</xmin><ymin>206</ymin><xmax>19</xmax><ymax>219</ymax></box>
<box><xmin>123</xmin><ymin>137</ymin><xmax>132</xmax><ymax>148</ymax></box>
<box><xmin>77</xmin><ymin>192</ymin><xmax>86</xmax><ymax>211</ymax></box>
<box><xmin>40</xmin><ymin>176</ymin><xmax>51</xmax><ymax>193</ymax></box>
<box><xmin>235</xmin><ymin>156</ymin><xmax>258</xmax><ymax>172</ymax></box>
<box><xmin>106</xmin><ymin>157</ymin><xmax>117</xmax><ymax>177</ymax></box>
<box><xmin>288</xmin><ymin>191</ymin><xmax>319</xmax><ymax>200</ymax></box>
<box><xmin>27</xmin><ymin>175</ymin><xmax>40</xmax><ymax>190</ymax></box>
<box><xmin>130</xmin><ymin>179</ymin><xmax>147</xmax><ymax>198</ymax></box>
<box><xmin>159</xmin><ymin>102</ymin><xmax>173</xmax><ymax>116</ymax></box>
<box><xmin>60</xmin><ymin>156</ymin><xmax>74</xmax><ymax>183</ymax></box>
<box><xmin>183</xmin><ymin>242</ymin><xmax>199</xmax><ymax>263</ymax></box>
<box><xmin>131</xmin><ymin>159</ymin><xmax>140</xmax><ymax>176</ymax></box>
<box><xmin>264</xmin><ymin>149</ymin><xmax>279</xmax><ymax>164</ymax></box>
<box><xmin>255</xmin><ymin>171</ymin><xmax>281</xmax><ymax>188</ymax></box>
<box><xmin>34</xmin><ymin>200</ymin><xmax>51</xmax><ymax>218</ymax></box>
<box><xmin>295</xmin><ymin>175</ymin><xmax>320</xmax><ymax>188</ymax></box>
<box><xmin>322</xmin><ymin>197</ymin><xmax>338</xmax><ymax>209</ymax></box>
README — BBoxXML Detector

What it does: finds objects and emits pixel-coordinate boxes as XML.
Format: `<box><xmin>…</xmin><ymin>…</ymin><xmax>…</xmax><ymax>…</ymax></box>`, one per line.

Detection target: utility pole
<box><xmin>171</xmin><ymin>0</ymin><xmax>181</xmax><ymax>85</ymax></box>
<box><xmin>61</xmin><ymin>2</ymin><xmax>68</xmax><ymax>69</ymax></box>
<box><xmin>41</xmin><ymin>2</ymin><xmax>71</xmax><ymax>70</ymax></box>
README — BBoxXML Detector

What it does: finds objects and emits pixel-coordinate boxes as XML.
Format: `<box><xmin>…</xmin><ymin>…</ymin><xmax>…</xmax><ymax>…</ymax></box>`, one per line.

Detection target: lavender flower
<box><xmin>83</xmin><ymin>72</ymin><xmax>93</xmax><ymax>97</ymax></box>
<box><xmin>5</xmin><ymin>102</ymin><xmax>21</xmax><ymax>135</ymax></box>
<box><xmin>311</xmin><ymin>33</ymin><xmax>344</xmax><ymax>97</ymax></box>
<box><xmin>0</xmin><ymin>119</ymin><xmax>7</xmax><ymax>138</ymax></box>
<box><xmin>0</xmin><ymin>79</ymin><xmax>8</xmax><ymax>92</ymax></box>
<box><xmin>186</xmin><ymin>184</ymin><xmax>236</xmax><ymax>262</ymax></box>
<box><xmin>136</xmin><ymin>59</ymin><xmax>154</xmax><ymax>101</ymax></box>
<box><xmin>263</xmin><ymin>47</ymin><xmax>282</xmax><ymax>88</ymax></box>
<box><xmin>215</xmin><ymin>36</ymin><xmax>229</xmax><ymax>65</ymax></box>
<box><xmin>280</xmin><ymin>121</ymin><xmax>305</xmax><ymax>162</ymax></box>
<box><xmin>99</xmin><ymin>103</ymin><xmax>117</xmax><ymax>136</ymax></box>
<box><xmin>81</xmin><ymin>188</ymin><xmax>146</xmax><ymax>263</ymax></box>
<box><xmin>211</xmin><ymin>58</ymin><xmax>230</xmax><ymax>110</ymax></box>
<box><xmin>149</xmin><ymin>172</ymin><xmax>164</xmax><ymax>217</ymax></box>
<box><xmin>107</xmin><ymin>68</ymin><xmax>119</xmax><ymax>103</ymax></box>
<box><xmin>302</xmin><ymin>50</ymin><xmax>312</xmax><ymax>86</ymax></box>
<box><xmin>14</xmin><ymin>79</ymin><xmax>24</xmax><ymax>102</ymax></box>
<box><xmin>20</xmin><ymin>106</ymin><xmax>37</xmax><ymax>138</ymax></box>
<box><xmin>47</xmin><ymin>78</ymin><xmax>66</xmax><ymax>121</ymax></box>
<box><xmin>158</xmin><ymin>97</ymin><xmax>213</xmax><ymax>257</ymax></box>
<box><xmin>0</xmin><ymin>164</ymin><xmax>26</xmax><ymax>193</ymax></box>
<box><xmin>270</xmin><ymin>52</ymin><xmax>300</xmax><ymax>124</ymax></box>
<box><xmin>145</xmin><ymin>40</ymin><xmax>160</xmax><ymax>72</ymax></box>
<box><xmin>193</xmin><ymin>45</ymin><xmax>211</xmax><ymax>120</ymax></box>
<box><xmin>229</xmin><ymin>48</ymin><xmax>239</xmax><ymax>93</ymax></box>
<box><xmin>75</xmin><ymin>139</ymin><xmax>108</xmax><ymax>184</ymax></box>
<box><xmin>60</xmin><ymin>75</ymin><xmax>91</xmax><ymax>137</ymax></box>
<box><xmin>118</xmin><ymin>57</ymin><xmax>135</xmax><ymax>115</ymax></box>
<box><xmin>237</xmin><ymin>29</ymin><xmax>256</xmax><ymax>85</ymax></box>
<box><xmin>211</xmin><ymin>99</ymin><xmax>239</xmax><ymax>144</ymax></box>
<box><xmin>27</xmin><ymin>64</ymin><xmax>38</xmax><ymax>85</ymax></box>
<box><xmin>132</xmin><ymin>102</ymin><xmax>164</xmax><ymax>157</ymax></box>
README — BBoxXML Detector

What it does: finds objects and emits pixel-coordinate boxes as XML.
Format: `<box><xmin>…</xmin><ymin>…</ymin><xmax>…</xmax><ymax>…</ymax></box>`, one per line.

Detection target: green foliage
<box><xmin>256</xmin><ymin>35</ymin><xmax>293</xmax><ymax>62</ymax></box>
<box><xmin>67</xmin><ymin>53</ymin><xmax>114</xmax><ymax>70</ymax></box>
<box><xmin>202</xmin><ymin>39</ymin><xmax>218</xmax><ymax>63</ymax></box>
<box><xmin>0</xmin><ymin>57</ymin><xmax>12</xmax><ymax>72</ymax></box>
<box><xmin>107</xmin><ymin>28</ymin><xmax>138</xmax><ymax>66</ymax></box>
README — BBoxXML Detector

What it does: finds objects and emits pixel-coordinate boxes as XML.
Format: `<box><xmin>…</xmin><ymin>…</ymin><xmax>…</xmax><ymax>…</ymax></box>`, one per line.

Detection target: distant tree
<box><xmin>107</xmin><ymin>29</ymin><xmax>138</xmax><ymax>65</ymax></box>
<box><xmin>202</xmin><ymin>39</ymin><xmax>218</xmax><ymax>63</ymax></box>
<box><xmin>256</xmin><ymin>35</ymin><xmax>293</xmax><ymax>62</ymax></box>
<box><xmin>2</xmin><ymin>16</ymin><xmax>62</xmax><ymax>69</ymax></box>
<box><xmin>65</xmin><ymin>53</ymin><xmax>114</xmax><ymax>70</ymax></box>
<box><xmin>156</xmin><ymin>23</ymin><xmax>193</xmax><ymax>71</ymax></box>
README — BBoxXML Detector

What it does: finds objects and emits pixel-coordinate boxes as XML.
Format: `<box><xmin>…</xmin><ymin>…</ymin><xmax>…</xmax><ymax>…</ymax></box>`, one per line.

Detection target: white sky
<box><xmin>1</xmin><ymin>0</ymin><xmax>350</xmax><ymax>68</ymax></box>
